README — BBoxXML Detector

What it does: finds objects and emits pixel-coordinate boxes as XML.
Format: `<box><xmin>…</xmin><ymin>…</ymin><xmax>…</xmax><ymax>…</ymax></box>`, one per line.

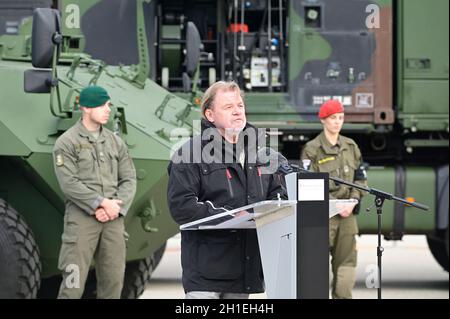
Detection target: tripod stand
<box><xmin>322</xmin><ymin>175</ymin><xmax>429</xmax><ymax>299</ymax></box>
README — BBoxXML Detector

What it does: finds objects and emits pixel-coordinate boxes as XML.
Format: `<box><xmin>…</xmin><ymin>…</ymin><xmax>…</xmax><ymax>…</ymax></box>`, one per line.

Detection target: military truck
<box><xmin>0</xmin><ymin>0</ymin><xmax>448</xmax><ymax>298</ymax></box>
<box><xmin>152</xmin><ymin>0</ymin><xmax>449</xmax><ymax>272</ymax></box>
<box><xmin>0</xmin><ymin>0</ymin><xmax>202</xmax><ymax>298</ymax></box>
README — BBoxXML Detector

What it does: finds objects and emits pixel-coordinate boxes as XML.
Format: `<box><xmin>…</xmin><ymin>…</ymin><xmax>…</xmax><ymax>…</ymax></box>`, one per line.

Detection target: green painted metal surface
<box><xmin>358</xmin><ymin>167</ymin><xmax>435</xmax><ymax>234</ymax></box>
<box><xmin>287</xmin><ymin>0</ymin><xmax>331</xmax><ymax>82</ymax></box>
<box><xmin>161</xmin><ymin>25</ymin><xmax>182</xmax><ymax>77</ymax></box>
<box><xmin>0</xmin><ymin>121</ymin><xmax>31</xmax><ymax>156</ymax></box>
<box><xmin>397</xmin><ymin>0</ymin><xmax>449</xmax><ymax>130</ymax></box>
<box><xmin>401</xmin><ymin>0</ymin><xmax>449</xmax><ymax>80</ymax></box>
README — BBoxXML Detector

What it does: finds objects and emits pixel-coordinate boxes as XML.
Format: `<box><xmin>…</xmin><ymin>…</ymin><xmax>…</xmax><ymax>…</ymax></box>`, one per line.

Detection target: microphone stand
<box><xmin>289</xmin><ymin>165</ymin><xmax>429</xmax><ymax>299</ymax></box>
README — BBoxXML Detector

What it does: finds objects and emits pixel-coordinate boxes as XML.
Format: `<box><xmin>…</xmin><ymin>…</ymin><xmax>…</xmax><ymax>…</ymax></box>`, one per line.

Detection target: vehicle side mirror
<box><xmin>24</xmin><ymin>69</ymin><xmax>55</xmax><ymax>93</ymax></box>
<box><xmin>31</xmin><ymin>8</ymin><xmax>61</xmax><ymax>68</ymax></box>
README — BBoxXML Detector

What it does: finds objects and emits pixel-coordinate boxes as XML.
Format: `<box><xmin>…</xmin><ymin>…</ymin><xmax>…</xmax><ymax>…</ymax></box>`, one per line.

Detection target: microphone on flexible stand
<box><xmin>256</xmin><ymin>147</ymin><xmax>306</xmax><ymax>175</ymax></box>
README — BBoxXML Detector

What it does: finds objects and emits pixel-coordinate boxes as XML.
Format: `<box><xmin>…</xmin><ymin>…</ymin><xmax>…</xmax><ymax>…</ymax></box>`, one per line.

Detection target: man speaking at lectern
<box><xmin>167</xmin><ymin>81</ymin><xmax>287</xmax><ymax>299</ymax></box>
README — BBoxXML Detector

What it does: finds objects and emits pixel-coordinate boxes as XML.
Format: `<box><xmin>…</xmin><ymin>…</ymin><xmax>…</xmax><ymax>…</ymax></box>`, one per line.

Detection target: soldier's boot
<box><xmin>95</xmin><ymin>217</ymin><xmax>126</xmax><ymax>299</ymax></box>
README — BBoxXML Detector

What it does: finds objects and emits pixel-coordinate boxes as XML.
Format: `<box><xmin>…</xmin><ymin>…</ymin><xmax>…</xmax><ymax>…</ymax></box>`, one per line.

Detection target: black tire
<box><xmin>121</xmin><ymin>242</ymin><xmax>167</xmax><ymax>299</ymax></box>
<box><xmin>0</xmin><ymin>199</ymin><xmax>41</xmax><ymax>298</ymax></box>
<box><xmin>427</xmin><ymin>229</ymin><xmax>449</xmax><ymax>272</ymax></box>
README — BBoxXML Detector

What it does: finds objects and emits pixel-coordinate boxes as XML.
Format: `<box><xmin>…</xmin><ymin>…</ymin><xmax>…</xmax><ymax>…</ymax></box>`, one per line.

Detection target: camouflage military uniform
<box><xmin>301</xmin><ymin>131</ymin><xmax>367</xmax><ymax>299</ymax></box>
<box><xmin>53</xmin><ymin>119</ymin><xmax>136</xmax><ymax>298</ymax></box>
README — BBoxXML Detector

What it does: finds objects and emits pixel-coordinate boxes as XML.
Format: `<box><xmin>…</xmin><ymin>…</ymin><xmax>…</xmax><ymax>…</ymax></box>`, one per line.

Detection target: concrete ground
<box><xmin>140</xmin><ymin>234</ymin><xmax>449</xmax><ymax>299</ymax></box>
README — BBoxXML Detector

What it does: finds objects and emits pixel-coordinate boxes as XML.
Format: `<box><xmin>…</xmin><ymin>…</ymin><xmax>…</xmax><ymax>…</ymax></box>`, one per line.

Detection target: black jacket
<box><xmin>167</xmin><ymin>119</ymin><xmax>287</xmax><ymax>293</ymax></box>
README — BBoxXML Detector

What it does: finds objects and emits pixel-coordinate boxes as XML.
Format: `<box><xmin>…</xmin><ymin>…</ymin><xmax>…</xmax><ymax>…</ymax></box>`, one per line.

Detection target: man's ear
<box><xmin>204</xmin><ymin>109</ymin><xmax>214</xmax><ymax>123</ymax></box>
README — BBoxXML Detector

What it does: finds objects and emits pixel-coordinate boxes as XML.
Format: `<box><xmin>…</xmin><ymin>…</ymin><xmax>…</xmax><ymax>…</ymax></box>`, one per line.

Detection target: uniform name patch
<box><xmin>318</xmin><ymin>156</ymin><xmax>335</xmax><ymax>165</ymax></box>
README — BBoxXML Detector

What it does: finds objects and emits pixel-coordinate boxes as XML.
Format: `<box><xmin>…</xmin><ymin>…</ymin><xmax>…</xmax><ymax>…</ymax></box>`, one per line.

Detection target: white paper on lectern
<box><xmin>329</xmin><ymin>199</ymin><xmax>358</xmax><ymax>218</ymax></box>
<box><xmin>298</xmin><ymin>179</ymin><xmax>324</xmax><ymax>201</ymax></box>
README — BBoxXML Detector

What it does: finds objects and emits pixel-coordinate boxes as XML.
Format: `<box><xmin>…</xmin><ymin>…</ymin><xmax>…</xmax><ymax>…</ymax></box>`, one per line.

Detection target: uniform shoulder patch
<box><xmin>55</xmin><ymin>151</ymin><xmax>64</xmax><ymax>167</ymax></box>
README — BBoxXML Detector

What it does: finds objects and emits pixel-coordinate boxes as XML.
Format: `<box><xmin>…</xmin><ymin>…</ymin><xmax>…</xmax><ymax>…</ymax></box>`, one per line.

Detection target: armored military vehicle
<box><xmin>0</xmin><ymin>0</ymin><xmax>201</xmax><ymax>298</ymax></box>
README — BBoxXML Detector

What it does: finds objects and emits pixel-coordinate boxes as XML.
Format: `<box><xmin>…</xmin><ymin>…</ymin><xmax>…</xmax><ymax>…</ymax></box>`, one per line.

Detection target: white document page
<box><xmin>298</xmin><ymin>179</ymin><xmax>324</xmax><ymax>201</ymax></box>
<box><xmin>329</xmin><ymin>199</ymin><xmax>358</xmax><ymax>218</ymax></box>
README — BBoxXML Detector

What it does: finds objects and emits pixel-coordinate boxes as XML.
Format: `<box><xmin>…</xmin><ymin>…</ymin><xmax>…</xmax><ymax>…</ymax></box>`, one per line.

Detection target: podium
<box><xmin>180</xmin><ymin>172</ymin><xmax>348</xmax><ymax>299</ymax></box>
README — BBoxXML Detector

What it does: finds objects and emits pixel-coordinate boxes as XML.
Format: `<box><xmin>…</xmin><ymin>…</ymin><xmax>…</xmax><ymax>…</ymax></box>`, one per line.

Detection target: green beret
<box><xmin>79</xmin><ymin>85</ymin><xmax>111</xmax><ymax>108</ymax></box>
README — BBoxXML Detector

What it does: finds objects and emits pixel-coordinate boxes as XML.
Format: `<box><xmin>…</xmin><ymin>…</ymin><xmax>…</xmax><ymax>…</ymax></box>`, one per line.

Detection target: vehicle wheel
<box><xmin>426</xmin><ymin>229</ymin><xmax>449</xmax><ymax>272</ymax></box>
<box><xmin>121</xmin><ymin>242</ymin><xmax>167</xmax><ymax>299</ymax></box>
<box><xmin>0</xmin><ymin>199</ymin><xmax>41</xmax><ymax>298</ymax></box>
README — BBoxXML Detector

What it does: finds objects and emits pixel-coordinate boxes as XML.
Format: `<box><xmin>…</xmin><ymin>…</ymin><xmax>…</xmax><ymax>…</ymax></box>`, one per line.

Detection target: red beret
<box><xmin>318</xmin><ymin>100</ymin><xmax>344</xmax><ymax>119</ymax></box>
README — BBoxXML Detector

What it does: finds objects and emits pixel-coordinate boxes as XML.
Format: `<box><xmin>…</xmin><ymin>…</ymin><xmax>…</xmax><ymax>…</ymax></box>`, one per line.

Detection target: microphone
<box><xmin>256</xmin><ymin>147</ymin><xmax>302</xmax><ymax>175</ymax></box>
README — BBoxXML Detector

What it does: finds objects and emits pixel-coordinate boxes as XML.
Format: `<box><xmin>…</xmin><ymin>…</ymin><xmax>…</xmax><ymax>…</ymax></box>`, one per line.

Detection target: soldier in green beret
<box><xmin>301</xmin><ymin>100</ymin><xmax>368</xmax><ymax>299</ymax></box>
<box><xmin>53</xmin><ymin>85</ymin><xmax>137</xmax><ymax>298</ymax></box>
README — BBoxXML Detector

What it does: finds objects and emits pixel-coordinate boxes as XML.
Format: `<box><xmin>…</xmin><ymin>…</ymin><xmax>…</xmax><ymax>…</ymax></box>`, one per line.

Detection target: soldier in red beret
<box><xmin>301</xmin><ymin>99</ymin><xmax>368</xmax><ymax>299</ymax></box>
